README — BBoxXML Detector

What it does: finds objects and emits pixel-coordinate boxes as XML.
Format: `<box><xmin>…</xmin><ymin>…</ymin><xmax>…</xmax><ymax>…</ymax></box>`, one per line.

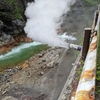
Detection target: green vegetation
<box><xmin>0</xmin><ymin>45</ymin><xmax>49</xmax><ymax>71</ymax></box>
<box><xmin>0</xmin><ymin>20</ymin><xmax>2</xmax><ymax>23</ymax></box>
<box><xmin>14</xmin><ymin>4</ymin><xmax>23</xmax><ymax>19</ymax></box>
<box><xmin>3</xmin><ymin>0</ymin><xmax>23</xmax><ymax>19</ymax></box>
<box><xmin>96</xmin><ymin>24</ymin><xmax>100</xmax><ymax>97</ymax></box>
<box><xmin>82</xmin><ymin>0</ymin><xmax>99</xmax><ymax>6</ymax></box>
<box><xmin>6</xmin><ymin>0</ymin><xmax>14</xmax><ymax>4</ymax></box>
<box><xmin>76</xmin><ymin>60</ymin><xmax>84</xmax><ymax>80</ymax></box>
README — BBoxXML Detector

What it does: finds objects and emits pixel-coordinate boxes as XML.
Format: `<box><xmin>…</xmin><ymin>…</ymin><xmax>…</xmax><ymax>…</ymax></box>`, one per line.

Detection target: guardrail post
<box><xmin>93</xmin><ymin>10</ymin><xmax>99</xmax><ymax>30</ymax></box>
<box><xmin>82</xmin><ymin>28</ymin><xmax>91</xmax><ymax>60</ymax></box>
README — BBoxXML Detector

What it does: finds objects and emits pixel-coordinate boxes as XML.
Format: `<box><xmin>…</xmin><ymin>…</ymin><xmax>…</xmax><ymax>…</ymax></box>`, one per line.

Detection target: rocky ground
<box><xmin>0</xmin><ymin>47</ymin><xmax>64</xmax><ymax>100</ymax></box>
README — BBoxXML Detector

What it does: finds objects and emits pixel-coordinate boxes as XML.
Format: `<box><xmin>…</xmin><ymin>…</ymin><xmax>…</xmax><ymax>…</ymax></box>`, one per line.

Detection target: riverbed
<box><xmin>0</xmin><ymin>42</ymin><xmax>49</xmax><ymax>70</ymax></box>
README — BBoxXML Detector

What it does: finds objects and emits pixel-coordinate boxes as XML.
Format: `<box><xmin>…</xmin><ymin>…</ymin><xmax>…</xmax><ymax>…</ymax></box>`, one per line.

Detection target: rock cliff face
<box><xmin>0</xmin><ymin>0</ymin><xmax>33</xmax><ymax>54</ymax></box>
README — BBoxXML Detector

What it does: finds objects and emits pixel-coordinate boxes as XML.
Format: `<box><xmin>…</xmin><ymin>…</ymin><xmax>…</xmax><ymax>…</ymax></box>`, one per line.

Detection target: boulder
<box><xmin>0</xmin><ymin>33</ymin><xmax>15</xmax><ymax>46</ymax></box>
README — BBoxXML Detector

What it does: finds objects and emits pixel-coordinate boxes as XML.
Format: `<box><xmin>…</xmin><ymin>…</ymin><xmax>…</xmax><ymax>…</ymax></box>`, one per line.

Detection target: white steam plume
<box><xmin>24</xmin><ymin>0</ymin><xmax>76</xmax><ymax>49</ymax></box>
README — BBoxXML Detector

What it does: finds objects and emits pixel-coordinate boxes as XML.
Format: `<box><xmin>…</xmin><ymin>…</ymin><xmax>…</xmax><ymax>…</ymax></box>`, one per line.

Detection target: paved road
<box><xmin>33</xmin><ymin>48</ymin><xmax>78</xmax><ymax>100</ymax></box>
<box><xmin>51</xmin><ymin>49</ymin><xmax>77</xmax><ymax>100</ymax></box>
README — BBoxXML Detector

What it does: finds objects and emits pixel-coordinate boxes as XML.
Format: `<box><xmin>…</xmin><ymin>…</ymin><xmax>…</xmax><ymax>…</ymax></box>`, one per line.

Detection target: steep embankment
<box><xmin>0</xmin><ymin>0</ymin><xmax>33</xmax><ymax>54</ymax></box>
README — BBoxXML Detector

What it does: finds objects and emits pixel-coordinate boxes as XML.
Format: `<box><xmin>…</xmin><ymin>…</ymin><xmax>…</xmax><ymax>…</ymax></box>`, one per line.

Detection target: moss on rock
<box><xmin>0</xmin><ymin>0</ymin><xmax>24</xmax><ymax>21</ymax></box>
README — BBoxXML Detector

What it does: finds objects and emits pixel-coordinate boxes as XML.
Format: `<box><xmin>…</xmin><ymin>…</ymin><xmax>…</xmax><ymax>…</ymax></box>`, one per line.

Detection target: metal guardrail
<box><xmin>71</xmin><ymin>11</ymin><xmax>100</xmax><ymax>100</ymax></box>
<box><xmin>73</xmin><ymin>32</ymin><xmax>97</xmax><ymax>100</ymax></box>
<box><xmin>58</xmin><ymin>7</ymin><xmax>100</xmax><ymax>100</ymax></box>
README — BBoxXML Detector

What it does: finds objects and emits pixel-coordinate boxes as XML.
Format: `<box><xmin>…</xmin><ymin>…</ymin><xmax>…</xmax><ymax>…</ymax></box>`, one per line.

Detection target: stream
<box><xmin>0</xmin><ymin>42</ymin><xmax>49</xmax><ymax>69</ymax></box>
<box><xmin>0</xmin><ymin>33</ymin><xmax>75</xmax><ymax>69</ymax></box>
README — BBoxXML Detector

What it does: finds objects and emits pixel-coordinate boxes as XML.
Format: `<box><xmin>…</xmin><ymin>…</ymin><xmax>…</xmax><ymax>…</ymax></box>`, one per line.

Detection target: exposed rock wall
<box><xmin>0</xmin><ymin>0</ymin><xmax>33</xmax><ymax>54</ymax></box>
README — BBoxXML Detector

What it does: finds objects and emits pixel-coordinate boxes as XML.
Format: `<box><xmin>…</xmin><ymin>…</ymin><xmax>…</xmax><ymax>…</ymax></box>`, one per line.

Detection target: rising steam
<box><xmin>24</xmin><ymin>0</ymin><xmax>76</xmax><ymax>49</ymax></box>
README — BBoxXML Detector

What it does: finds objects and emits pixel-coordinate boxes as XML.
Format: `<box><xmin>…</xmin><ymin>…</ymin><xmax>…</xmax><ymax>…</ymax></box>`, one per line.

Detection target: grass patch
<box><xmin>76</xmin><ymin>60</ymin><xmax>84</xmax><ymax>80</ymax></box>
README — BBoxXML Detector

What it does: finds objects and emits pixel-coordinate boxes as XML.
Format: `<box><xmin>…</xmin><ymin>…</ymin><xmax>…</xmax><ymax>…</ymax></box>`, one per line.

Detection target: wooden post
<box><xmin>82</xmin><ymin>28</ymin><xmax>92</xmax><ymax>60</ymax></box>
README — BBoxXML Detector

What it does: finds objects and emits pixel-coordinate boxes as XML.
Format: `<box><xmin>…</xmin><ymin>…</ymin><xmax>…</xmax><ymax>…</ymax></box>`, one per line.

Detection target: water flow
<box><xmin>0</xmin><ymin>33</ymin><xmax>76</xmax><ymax>60</ymax></box>
<box><xmin>0</xmin><ymin>33</ymin><xmax>76</xmax><ymax>69</ymax></box>
<box><xmin>0</xmin><ymin>42</ymin><xmax>41</xmax><ymax>60</ymax></box>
